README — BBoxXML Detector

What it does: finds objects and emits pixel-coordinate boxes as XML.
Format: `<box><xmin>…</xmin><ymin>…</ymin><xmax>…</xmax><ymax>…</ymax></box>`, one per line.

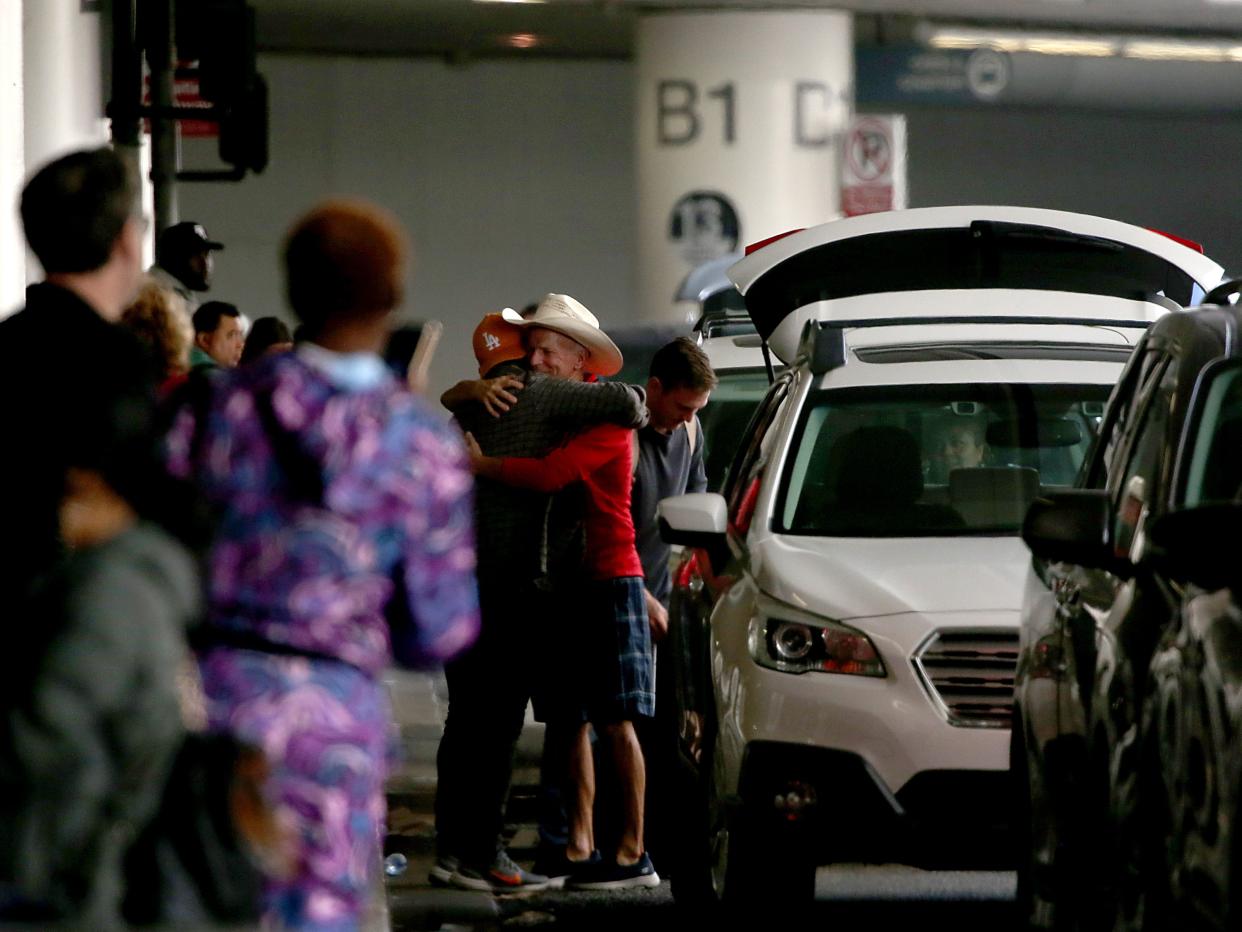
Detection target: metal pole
<box><xmin>146</xmin><ymin>0</ymin><xmax>178</xmax><ymax>236</ymax></box>
<box><xmin>108</xmin><ymin>0</ymin><xmax>142</xmax><ymax>208</ymax></box>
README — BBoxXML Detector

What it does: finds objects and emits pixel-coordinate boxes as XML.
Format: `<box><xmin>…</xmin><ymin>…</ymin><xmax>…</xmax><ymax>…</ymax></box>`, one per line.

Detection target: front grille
<box><xmin>913</xmin><ymin>630</ymin><xmax>1019</xmax><ymax>729</ymax></box>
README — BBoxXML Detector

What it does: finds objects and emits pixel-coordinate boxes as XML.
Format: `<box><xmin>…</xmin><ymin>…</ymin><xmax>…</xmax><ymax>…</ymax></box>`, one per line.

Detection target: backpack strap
<box><xmin>631</xmin><ymin>416</ymin><xmax>701</xmax><ymax>480</ymax></box>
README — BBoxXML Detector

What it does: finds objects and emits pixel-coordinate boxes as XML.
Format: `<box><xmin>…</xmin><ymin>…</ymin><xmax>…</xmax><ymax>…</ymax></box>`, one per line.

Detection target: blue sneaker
<box><xmin>535</xmin><ymin>848</ymin><xmax>601</xmax><ymax>887</ymax></box>
<box><xmin>567</xmin><ymin>852</ymin><xmax>661</xmax><ymax>891</ymax></box>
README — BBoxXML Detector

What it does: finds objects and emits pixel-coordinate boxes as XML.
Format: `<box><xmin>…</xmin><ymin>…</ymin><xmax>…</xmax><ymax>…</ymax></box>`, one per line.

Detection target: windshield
<box><xmin>778</xmin><ymin>384</ymin><xmax>1113</xmax><ymax>537</ymax></box>
<box><xmin>700</xmin><ymin>368</ymin><xmax>771</xmax><ymax>491</ymax></box>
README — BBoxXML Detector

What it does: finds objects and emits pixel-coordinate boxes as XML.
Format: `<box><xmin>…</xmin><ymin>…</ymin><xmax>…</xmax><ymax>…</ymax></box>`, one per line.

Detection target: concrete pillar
<box><xmin>23</xmin><ymin>0</ymin><xmax>108</xmax><ymax>170</ymax></box>
<box><xmin>0</xmin><ymin>0</ymin><xmax>24</xmax><ymax>312</ymax></box>
<box><xmin>635</xmin><ymin>11</ymin><xmax>854</xmax><ymax>324</ymax></box>
<box><xmin>21</xmin><ymin>0</ymin><xmax>109</xmax><ymax>283</ymax></box>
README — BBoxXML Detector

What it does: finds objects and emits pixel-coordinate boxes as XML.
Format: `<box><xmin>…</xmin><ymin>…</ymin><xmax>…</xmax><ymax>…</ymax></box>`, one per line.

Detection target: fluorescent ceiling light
<box><xmin>1124</xmin><ymin>40</ymin><xmax>1231</xmax><ymax>61</ymax></box>
<box><xmin>1022</xmin><ymin>38</ymin><xmax>1116</xmax><ymax>57</ymax></box>
<box><xmin>928</xmin><ymin>29</ymin><xmax>1116</xmax><ymax>57</ymax></box>
<box><xmin>926</xmin><ymin>25</ymin><xmax>1242</xmax><ymax>63</ymax></box>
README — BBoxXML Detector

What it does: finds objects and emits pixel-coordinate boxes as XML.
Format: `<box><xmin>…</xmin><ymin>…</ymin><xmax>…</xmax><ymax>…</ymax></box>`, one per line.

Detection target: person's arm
<box><xmin>393</xmin><ymin>421</ymin><xmax>481</xmax><ymax>667</ymax></box>
<box><xmin>439</xmin><ymin>374</ymin><xmax>525</xmax><ymax>418</ymax></box>
<box><xmin>465</xmin><ymin>425</ymin><xmax>624</xmax><ymax>493</ymax></box>
<box><xmin>644</xmin><ymin>588</ymin><xmax>669</xmax><ymax>642</ymax></box>
<box><xmin>687</xmin><ymin>418</ymin><xmax>708</xmax><ymax>494</ymax></box>
<box><xmin>537</xmin><ymin>377</ymin><xmax>650</xmax><ymax>430</ymax></box>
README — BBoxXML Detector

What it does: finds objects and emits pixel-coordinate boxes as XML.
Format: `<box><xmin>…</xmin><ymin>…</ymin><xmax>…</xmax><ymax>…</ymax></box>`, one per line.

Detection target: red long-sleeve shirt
<box><xmin>498</xmin><ymin>423</ymin><xmax>643</xmax><ymax>581</ymax></box>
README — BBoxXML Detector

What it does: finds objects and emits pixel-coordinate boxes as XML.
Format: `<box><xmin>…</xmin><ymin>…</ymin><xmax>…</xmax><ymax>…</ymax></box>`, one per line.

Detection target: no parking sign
<box><xmin>841</xmin><ymin>114</ymin><xmax>908</xmax><ymax>216</ymax></box>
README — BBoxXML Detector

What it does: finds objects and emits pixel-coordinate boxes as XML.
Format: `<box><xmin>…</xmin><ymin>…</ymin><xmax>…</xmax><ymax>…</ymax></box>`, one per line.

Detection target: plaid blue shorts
<box><xmin>577</xmin><ymin>575</ymin><xmax>654</xmax><ymax>724</ymax></box>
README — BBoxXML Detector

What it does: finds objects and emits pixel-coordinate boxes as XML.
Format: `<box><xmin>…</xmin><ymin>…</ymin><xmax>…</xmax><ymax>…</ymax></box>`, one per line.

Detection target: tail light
<box><xmin>675</xmin><ymin>551</ymin><xmax>699</xmax><ymax>590</ymax></box>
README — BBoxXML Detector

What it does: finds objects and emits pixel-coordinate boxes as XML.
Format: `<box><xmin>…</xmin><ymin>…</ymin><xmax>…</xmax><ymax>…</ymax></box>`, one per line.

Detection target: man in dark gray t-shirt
<box><xmin>627</xmin><ymin>338</ymin><xmax>715</xmax><ymax>868</ymax></box>
<box><xmin>630</xmin><ymin>337</ymin><xmax>716</xmax><ymax>636</ymax></box>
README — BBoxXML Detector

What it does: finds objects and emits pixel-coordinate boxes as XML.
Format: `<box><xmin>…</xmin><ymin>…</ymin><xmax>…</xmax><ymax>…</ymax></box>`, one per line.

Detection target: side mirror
<box><xmin>1144</xmin><ymin>504</ymin><xmax>1242</xmax><ymax>590</ymax></box>
<box><xmin>658</xmin><ymin>492</ymin><xmax>728</xmax><ymax>548</ymax></box>
<box><xmin>1022</xmin><ymin>489</ymin><xmax>1116</xmax><ymax>571</ymax></box>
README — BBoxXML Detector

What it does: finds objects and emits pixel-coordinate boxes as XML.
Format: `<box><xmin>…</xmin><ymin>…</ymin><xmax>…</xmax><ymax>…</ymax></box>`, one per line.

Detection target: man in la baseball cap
<box><xmin>149</xmin><ymin>221</ymin><xmax>224</xmax><ymax>311</ymax></box>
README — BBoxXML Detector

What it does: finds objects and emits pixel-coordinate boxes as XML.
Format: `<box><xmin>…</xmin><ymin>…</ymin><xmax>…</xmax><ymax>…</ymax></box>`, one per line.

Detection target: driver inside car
<box><xmin>926</xmin><ymin>418</ymin><xmax>990</xmax><ymax>482</ymax></box>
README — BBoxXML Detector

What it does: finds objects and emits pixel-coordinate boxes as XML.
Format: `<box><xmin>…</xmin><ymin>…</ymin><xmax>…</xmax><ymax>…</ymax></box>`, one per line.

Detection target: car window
<box><xmin>724</xmin><ymin>376</ymin><xmax>790</xmax><ymax>525</ymax></box>
<box><xmin>777</xmin><ymin>383</ymin><xmax>1112</xmax><ymax>537</ymax></box>
<box><xmin>698</xmin><ymin>369</ymin><xmax>771</xmax><ymax>492</ymax></box>
<box><xmin>1088</xmin><ymin>347</ymin><xmax>1167</xmax><ymax>489</ymax></box>
<box><xmin>1110</xmin><ymin>360</ymin><xmax>1176</xmax><ymax>557</ymax></box>
<box><xmin>1182</xmin><ymin>363</ymin><xmax>1242</xmax><ymax>507</ymax></box>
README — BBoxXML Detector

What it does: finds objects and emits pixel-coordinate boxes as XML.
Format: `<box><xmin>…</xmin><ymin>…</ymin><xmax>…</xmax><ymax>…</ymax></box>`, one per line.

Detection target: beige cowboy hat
<box><xmin>501</xmin><ymin>293</ymin><xmax>624</xmax><ymax>377</ymax></box>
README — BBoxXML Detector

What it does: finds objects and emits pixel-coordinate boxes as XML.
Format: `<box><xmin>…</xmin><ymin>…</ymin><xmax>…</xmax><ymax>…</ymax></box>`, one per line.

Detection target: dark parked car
<box><xmin>1013</xmin><ymin>297</ymin><xmax>1242</xmax><ymax>931</ymax></box>
<box><xmin>1141</xmin><ymin>347</ymin><xmax>1242</xmax><ymax>931</ymax></box>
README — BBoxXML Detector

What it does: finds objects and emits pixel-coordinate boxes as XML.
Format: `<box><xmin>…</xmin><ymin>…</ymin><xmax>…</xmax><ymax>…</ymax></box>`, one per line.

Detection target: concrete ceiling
<box><xmin>252</xmin><ymin>0</ymin><xmax>1242</xmax><ymax>58</ymax></box>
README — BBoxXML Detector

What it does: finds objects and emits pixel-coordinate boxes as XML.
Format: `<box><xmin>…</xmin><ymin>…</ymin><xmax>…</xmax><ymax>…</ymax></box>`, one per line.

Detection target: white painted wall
<box><xmin>0</xmin><ymin>0</ymin><xmax>25</xmax><ymax>314</ymax></box>
<box><xmin>22</xmin><ymin>1</ymin><xmax>107</xmax><ymax>172</ymax></box>
<box><xmin>178</xmin><ymin>53</ymin><xmax>1242</xmax><ymax>400</ymax></box>
<box><xmin>179</xmin><ymin>55</ymin><xmax>635</xmax><ymax>400</ymax></box>
<box><xmin>2</xmin><ymin>0</ymin><xmax>110</xmax><ymax>312</ymax></box>
<box><xmin>21</xmin><ymin>0</ymin><xmax>109</xmax><ymax>287</ymax></box>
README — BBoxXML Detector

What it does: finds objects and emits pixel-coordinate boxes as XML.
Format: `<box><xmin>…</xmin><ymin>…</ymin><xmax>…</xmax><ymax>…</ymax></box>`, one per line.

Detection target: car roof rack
<box><xmin>798</xmin><ymin>315</ymin><xmax>1153</xmax><ymax>376</ymax></box>
<box><xmin>693</xmin><ymin>307</ymin><xmax>756</xmax><ymax>340</ymax></box>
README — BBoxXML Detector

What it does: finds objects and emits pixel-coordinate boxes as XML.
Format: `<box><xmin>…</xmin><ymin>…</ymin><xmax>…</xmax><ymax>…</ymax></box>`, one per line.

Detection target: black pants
<box><xmin>434</xmin><ymin>578</ymin><xmax>549</xmax><ymax>866</ymax></box>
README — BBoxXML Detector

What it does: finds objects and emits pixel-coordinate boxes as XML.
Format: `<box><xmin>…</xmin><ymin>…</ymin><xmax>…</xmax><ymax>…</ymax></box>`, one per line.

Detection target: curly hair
<box><xmin>120</xmin><ymin>276</ymin><xmax>192</xmax><ymax>382</ymax></box>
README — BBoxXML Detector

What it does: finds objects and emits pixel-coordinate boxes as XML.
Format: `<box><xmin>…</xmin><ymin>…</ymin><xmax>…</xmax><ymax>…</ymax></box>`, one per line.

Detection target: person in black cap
<box><xmin>150</xmin><ymin>221</ymin><xmax>224</xmax><ymax>312</ymax></box>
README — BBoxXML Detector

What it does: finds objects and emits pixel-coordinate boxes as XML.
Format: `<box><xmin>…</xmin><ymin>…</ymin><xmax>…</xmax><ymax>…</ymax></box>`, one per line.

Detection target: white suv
<box><xmin>656</xmin><ymin>207</ymin><xmax>1224</xmax><ymax>905</ymax></box>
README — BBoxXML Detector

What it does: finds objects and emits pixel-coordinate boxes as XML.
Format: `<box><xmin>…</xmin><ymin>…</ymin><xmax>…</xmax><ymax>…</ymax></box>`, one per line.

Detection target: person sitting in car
<box><xmin>927</xmin><ymin>418</ymin><xmax>990</xmax><ymax>483</ymax></box>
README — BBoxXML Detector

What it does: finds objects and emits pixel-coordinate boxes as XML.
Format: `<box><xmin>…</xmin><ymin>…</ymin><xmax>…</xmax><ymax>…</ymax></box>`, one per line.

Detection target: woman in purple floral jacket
<box><xmin>167</xmin><ymin>200</ymin><xmax>479</xmax><ymax>930</ymax></box>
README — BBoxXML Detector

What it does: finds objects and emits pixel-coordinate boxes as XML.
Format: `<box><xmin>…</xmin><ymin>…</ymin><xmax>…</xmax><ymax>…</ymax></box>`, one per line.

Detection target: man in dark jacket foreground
<box><xmin>0</xmin><ymin>147</ymin><xmax>195</xmax><ymax>925</ymax></box>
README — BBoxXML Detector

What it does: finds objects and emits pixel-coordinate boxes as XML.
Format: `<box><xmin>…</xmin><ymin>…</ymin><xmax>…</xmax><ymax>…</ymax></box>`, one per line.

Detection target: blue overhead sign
<box><xmin>856</xmin><ymin>46</ymin><xmax>1013</xmax><ymax>106</ymax></box>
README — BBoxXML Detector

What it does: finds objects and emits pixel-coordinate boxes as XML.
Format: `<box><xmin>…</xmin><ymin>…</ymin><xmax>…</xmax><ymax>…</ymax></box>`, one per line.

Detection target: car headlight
<box><xmin>749</xmin><ymin>616</ymin><xmax>885</xmax><ymax>677</ymax></box>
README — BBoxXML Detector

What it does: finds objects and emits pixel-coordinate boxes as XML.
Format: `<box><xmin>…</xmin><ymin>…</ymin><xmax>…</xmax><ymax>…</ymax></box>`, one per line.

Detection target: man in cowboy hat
<box><xmin>433</xmin><ymin>303</ymin><xmax>648</xmax><ymax>894</ymax></box>
<box><xmin>465</xmin><ymin>293</ymin><xmax>661</xmax><ymax>891</ymax></box>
